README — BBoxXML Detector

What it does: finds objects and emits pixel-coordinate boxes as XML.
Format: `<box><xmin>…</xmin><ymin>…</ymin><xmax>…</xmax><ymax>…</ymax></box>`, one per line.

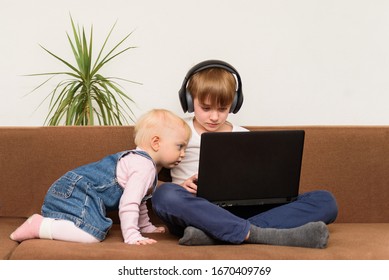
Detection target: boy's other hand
<box><xmin>181</xmin><ymin>174</ymin><xmax>198</xmax><ymax>194</ymax></box>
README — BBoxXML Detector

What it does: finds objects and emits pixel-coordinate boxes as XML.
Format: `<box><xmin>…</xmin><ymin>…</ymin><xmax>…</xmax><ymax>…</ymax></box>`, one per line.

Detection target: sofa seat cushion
<box><xmin>7</xmin><ymin>223</ymin><xmax>389</xmax><ymax>260</ymax></box>
<box><xmin>0</xmin><ymin>217</ymin><xmax>26</xmax><ymax>260</ymax></box>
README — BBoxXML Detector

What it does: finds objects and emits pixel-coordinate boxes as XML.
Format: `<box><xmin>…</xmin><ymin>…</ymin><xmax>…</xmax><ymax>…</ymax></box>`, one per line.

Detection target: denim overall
<box><xmin>41</xmin><ymin>150</ymin><xmax>157</xmax><ymax>241</ymax></box>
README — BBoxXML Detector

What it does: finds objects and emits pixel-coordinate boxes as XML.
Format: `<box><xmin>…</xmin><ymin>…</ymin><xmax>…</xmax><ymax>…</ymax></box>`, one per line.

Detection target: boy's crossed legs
<box><xmin>152</xmin><ymin>183</ymin><xmax>335</xmax><ymax>248</ymax></box>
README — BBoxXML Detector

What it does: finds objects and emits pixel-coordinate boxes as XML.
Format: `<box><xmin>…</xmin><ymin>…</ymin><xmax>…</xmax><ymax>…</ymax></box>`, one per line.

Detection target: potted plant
<box><xmin>28</xmin><ymin>16</ymin><xmax>138</xmax><ymax>125</ymax></box>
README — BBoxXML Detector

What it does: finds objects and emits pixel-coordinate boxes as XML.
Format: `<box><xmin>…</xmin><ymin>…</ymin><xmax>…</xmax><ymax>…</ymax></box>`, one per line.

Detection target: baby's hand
<box><xmin>135</xmin><ymin>238</ymin><xmax>157</xmax><ymax>245</ymax></box>
<box><xmin>153</xmin><ymin>226</ymin><xmax>166</xmax><ymax>233</ymax></box>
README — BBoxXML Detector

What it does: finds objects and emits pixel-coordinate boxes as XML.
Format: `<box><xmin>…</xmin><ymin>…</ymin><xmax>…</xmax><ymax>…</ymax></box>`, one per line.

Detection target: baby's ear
<box><xmin>150</xmin><ymin>135</ymin><xmax>160</xmax><ymax>151</ymax></box>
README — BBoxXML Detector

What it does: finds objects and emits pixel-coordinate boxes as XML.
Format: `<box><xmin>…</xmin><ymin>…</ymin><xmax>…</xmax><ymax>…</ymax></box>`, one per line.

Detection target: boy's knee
<box><xmin>152</xmin><ymin>183</ymin><xmax>182</xmax><ymax>205</ymax></box>
<box><xmin>313</xmin><ymin>190</ymin><xmax>338</xmax><ymax>223</ymax></box>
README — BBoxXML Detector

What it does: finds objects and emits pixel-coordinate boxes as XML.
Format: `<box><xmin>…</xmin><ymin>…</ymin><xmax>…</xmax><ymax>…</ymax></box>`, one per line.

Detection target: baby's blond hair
<box><xmin>134</xmin><ymin>109</ymin><xmax>191</xmax><ymax>146</ymax></box>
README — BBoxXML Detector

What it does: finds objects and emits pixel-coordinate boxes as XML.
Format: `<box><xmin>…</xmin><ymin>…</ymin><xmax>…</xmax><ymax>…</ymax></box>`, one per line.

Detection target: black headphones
<box><xmin>178</xmin><ymin>59</ymin><xmax>244</xmax><ymax>114</ymax></box>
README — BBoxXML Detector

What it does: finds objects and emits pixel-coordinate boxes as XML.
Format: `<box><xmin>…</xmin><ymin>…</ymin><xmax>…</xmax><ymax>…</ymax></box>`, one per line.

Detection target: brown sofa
<box><xmin>1</xmin><ymin>126</ymin><xmax>389</xmax><ymax>260</ymax></box>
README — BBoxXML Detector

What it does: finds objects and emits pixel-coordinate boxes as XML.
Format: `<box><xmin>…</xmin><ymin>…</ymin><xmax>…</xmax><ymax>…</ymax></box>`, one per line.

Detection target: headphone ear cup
<box><xmin>178</xmin><ymin>81</ymin><xmax>188</xmax><ymax>112</ymax></box>
<box><xmin>231</xmin><ymin>88</ymin><xmax>243</xmax><ymax>114</ymax></box>
<box><xmin>186</xmin><ymin>91</ymin><xmax>194</xmax><ymax>113</ymax></box>
<box><xmin>229</xmin><ymin>93</ymin><xmax>238</xmax><ymax>113</ymax></box>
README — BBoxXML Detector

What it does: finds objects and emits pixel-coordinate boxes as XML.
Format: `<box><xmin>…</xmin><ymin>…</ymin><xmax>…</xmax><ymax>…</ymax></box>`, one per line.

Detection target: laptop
<box><xmin>196</xmin><ymin>130</ymin><xmax>305</xmax><ymax>207</ymax></box>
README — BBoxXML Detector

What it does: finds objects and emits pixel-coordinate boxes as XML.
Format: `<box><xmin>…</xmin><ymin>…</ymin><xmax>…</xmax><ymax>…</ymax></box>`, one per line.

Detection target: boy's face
<box><xmin>193</xmin><ymin>97</ymin><xmax>231</xmax><ymax>133</ymax></box>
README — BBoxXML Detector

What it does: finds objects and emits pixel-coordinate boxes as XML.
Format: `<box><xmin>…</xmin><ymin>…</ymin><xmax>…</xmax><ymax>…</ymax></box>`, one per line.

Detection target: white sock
<box><xmin>39</xmin><ymin>218</ymin><xmax>54</xmax><ymax>239</ymax></box>
<box><xmin>51</xmin><ymin>220</ymin><xmax>99</xmax><ymax>243</ymax></box>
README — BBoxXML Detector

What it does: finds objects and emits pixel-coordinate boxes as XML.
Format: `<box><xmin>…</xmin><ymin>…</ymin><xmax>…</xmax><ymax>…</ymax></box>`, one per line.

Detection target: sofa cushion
<box><xmin>7</xmin><ymin>223</ymin><xmax>389</xmax><ymax>260</ymax></box>
<box><xmin>0</xmin><ymin>217</ymin><xmax>26</xmax><ymax>260</ymax></box>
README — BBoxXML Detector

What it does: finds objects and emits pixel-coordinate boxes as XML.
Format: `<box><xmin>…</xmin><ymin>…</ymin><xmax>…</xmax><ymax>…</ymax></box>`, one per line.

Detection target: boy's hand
<box><xmin>181</xmin><ymin>174</ymin><xmax>198</xmax><ymax>194</ymax></box>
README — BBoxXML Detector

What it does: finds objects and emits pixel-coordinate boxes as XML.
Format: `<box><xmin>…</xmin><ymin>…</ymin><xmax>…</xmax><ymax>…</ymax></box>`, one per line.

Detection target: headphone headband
<box><xmin>178</xmin><ymin>60</ymin><xmax>243</xmax><ymax>114</ymax></box>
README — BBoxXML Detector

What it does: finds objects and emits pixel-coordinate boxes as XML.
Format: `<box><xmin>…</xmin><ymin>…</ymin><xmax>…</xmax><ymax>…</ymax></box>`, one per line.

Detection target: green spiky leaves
<box><xmin>28</xmin><ymin>16</ymin><xmax>139</xmax><ymax>125</ymax></box>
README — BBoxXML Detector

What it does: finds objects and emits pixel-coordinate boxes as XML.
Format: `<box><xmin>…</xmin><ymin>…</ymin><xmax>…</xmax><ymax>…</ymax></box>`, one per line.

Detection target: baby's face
<box><xmin>156</xmin><ymin>126</ymin><xmax>189</xmax><ymax>168</ymax></box>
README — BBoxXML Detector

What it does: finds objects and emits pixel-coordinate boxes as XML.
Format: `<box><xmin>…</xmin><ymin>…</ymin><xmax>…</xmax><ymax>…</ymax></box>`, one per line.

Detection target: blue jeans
<box><xmin>151</xmin><ymin>183</ymin><xmax>338</xmax><ymax>244</ymax></box>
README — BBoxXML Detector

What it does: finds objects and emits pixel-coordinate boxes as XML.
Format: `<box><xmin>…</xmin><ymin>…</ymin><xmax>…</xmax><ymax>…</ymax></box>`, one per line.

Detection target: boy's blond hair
<box><xmin>187</xmin><ymin>68</ymin><xmax>236</xmax><ymax>108</ymax></box>
<box><xmin>134</xmin><ymin>109</ymin><xmax>191</xmax><ymax>146</ymax></box>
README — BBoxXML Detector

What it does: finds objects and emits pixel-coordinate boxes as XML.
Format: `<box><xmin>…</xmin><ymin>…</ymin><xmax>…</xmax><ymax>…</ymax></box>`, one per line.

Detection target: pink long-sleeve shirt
<box><xmin>116</xmin><ymin>150</ymin><xmax>157</xmax><ymax>244</ymax></box>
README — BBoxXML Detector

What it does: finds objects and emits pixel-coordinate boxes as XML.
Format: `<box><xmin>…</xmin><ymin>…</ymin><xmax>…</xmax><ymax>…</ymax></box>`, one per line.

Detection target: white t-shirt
<box><xmin>171</xmin><ymin>117</ymin><xmax>248</xmax><ymax>184</ymax></box>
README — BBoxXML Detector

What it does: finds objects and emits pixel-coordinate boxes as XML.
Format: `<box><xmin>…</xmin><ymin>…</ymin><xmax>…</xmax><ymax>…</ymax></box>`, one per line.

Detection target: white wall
<box><xmin>1</xmin><ymin>0</ymin><xmax>389</xmax><ymax>126</ymax></box>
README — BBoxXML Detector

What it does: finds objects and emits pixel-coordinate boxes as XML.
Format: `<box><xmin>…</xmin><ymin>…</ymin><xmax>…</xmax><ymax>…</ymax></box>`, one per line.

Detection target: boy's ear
<box><xmin>150</xmin><ymin>135</ymin><xmax>160</xmax><ymax>151</ymax></box>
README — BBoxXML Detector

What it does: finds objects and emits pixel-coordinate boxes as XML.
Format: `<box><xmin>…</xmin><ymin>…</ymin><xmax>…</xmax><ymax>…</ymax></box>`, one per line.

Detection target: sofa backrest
<box><xmin>247</xmin><ymin>126</ymin><xmax>389</xmax><ymax>223</ymax></box>
<box><xmin>0</xmin><ymin>126</ymin><xmax>135</xmax><ymax>218</ymax></box>
<box><xmin>1</xmin><ymin>126</ymin><xmax>389</xmax><ymax>223</ymax></box>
